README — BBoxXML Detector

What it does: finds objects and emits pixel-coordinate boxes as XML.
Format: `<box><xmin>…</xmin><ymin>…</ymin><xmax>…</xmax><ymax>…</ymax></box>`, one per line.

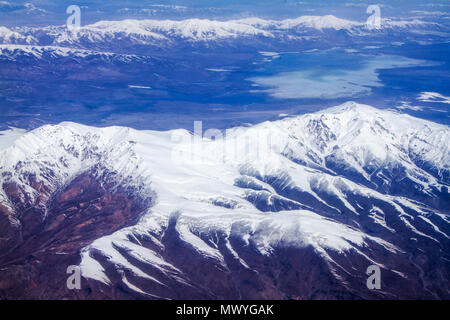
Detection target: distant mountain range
<box><xmin>0</xmin><ymin>102</ymin><xmax>448</xmax><ymax>299</ymax></box>
<box><xmin>0</xmin><ymin>44</ymin><xmax>152</xmax><ymax>62</ymax></box>
<box><xmin>0</xmin><ymin>15</ymin><xmax>447</xmax><ymax>49</ymax></box>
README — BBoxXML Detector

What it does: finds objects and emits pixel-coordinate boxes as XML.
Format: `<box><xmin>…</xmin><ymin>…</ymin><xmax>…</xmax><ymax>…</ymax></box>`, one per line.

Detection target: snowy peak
<box><xmin>235</xmin><ymin>15</ymin><xmax>434</xmax><ymax>32</ymax></box>
<box><xmin>133</xmin><ymin>18</ymin><xmax>273</xmax><ymax>40</ymax></box>
<box><xmin>278</xmin><ymin>15</ymin><xmax>360</xmax><ymax>30</ymax></box>
<box><xmin>300</xmin><ymin>101</ymin><xmax>447</xmax><ymax>134</ymax></box>
<box><xmin>47</xmin><ymin>20</ymin><xmax>167</xmax><ymax>46</ymax></box>
<box><xmin>0</xmin><ymin>122</ymin><xmax>151</xmax><ymax>214</ymax></box>
<box><xmin>320</xmin><ymin>101</ymin><xmax>378</xmax><ymax>112</ymax></box>
<box><xmin>0</xmin><ymin>26</ymin><xmax>36</xmax><ymax>44</ymax></box>
<box><xmin>259</xmin><ymin>105</ymin><xmax>446</xmax><ymax>200</ymax></box>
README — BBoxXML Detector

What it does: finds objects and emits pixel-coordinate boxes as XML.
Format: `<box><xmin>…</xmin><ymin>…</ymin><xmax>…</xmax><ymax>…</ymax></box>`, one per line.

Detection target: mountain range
<box><xmin>0</xmin><ymin>15</ymin><xmax>447</xmax><ymax>49</ymax></box>
<box><xmin>0</xmin><ymin>102</ymin><xmax>448</xmax><ymax>299</ymax></box>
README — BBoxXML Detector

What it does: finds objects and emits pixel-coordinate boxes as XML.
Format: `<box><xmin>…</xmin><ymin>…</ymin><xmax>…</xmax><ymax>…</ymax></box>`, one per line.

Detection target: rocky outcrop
<box><xmin>0</xmin><ymin>168</ymin><xmax>152</xmax><ymax>299</ymax></box>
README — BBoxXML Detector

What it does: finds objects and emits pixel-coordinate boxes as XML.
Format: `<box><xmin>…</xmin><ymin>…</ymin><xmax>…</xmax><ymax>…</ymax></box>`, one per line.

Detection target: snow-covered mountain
<box><xmin>3</xmin><ymin>15</ymin><xmax>446</xmax><ymax>49</ymax></box>
<box><xmin>0</xmin><ymin>26</ymin><xmax>36</xmax><ymax>44</ymax></box>
<box><xmin>0</xmin><ymin>102</ymin><xmax>448</xmax><ymax>299</ymax></box>
<box><xmin>12</xmin><ymin>18</ymin><xmax>274</xmax><ymax>48</ymax></box>
<box><xmin>0</xmin><ymin>44</ymin><xmax>151</xmax><ymax>63</ymax></box>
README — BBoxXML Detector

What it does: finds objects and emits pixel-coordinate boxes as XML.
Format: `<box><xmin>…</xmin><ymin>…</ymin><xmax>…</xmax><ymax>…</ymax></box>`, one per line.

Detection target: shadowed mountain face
<box><xmin>0</xmin><ymin>103</ymin><xmax>448</xmax><ymax>299</ymax></box>
<box><xmin>0</xmin><ymin>170</ymin><xmax>152</xmax><ymax>299</ymax></box>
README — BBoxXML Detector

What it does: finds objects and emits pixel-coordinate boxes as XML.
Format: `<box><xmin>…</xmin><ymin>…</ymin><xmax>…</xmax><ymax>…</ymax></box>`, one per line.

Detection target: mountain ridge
<box><xmin>1</xmin><ymin>15</ymin><xmax>445</xmax><ymax>48</ymax></box>
<box><xmin>0</xmin><ymin>102</ymin><xmax>448</xmax><ymax>299</ymax></box>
